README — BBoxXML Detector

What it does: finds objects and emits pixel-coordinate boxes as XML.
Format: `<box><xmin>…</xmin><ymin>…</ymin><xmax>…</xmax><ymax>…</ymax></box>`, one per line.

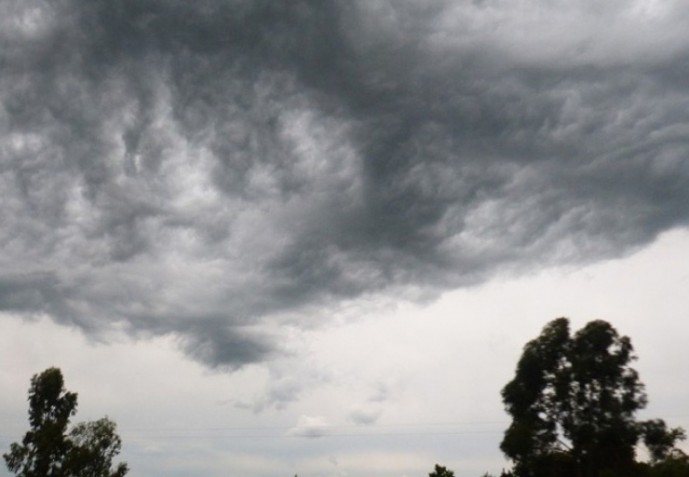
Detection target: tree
<box><xmin>429</xmin><ymin>464</ymin><xmax>455</xmax><ymax>477</ymax></box>
<box><xmin>3</xmin><ymin>368</ymin><xmax>128</xmax><ymax>477</ymax></box>
<box><xmin>648</xmin><ymin>450</ymin><xmax>689</xmax><ymax>477</ymax></box>
<box><xmin>500</xmin><ymin>318</ymin><xmax>684</xmax><ymax>477</ymax></box>
<box><xmin>65</xmin><ymin>419</ymin><xmax>128</xmax><ymax>477</ymax></box>
<box><xmin>641</xmin><ymin>420</ymin><xmax>687</xmax><ymax>464</ymax></box>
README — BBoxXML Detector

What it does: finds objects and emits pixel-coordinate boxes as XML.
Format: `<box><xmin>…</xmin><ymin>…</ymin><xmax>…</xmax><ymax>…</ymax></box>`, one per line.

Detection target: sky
<box><xmin>1</xmin><ymin>0</ymin><xmax>689</xmax><ymax>476</ymax></box>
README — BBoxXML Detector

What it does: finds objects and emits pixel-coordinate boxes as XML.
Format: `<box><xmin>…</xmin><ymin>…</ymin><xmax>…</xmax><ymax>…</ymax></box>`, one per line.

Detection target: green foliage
<box><xmin>3</xmin><ymin>368</ymin><xmax>128</xmax><ymax>477</ymax></box>
<box><xmin>500</xmin><ymin>318</ymin><xmax>684</xmax><ymax>477</ymax></box>
<box><xmin>66</xmin><ymin>419</ymin><xmax>128</xmax><ymax>477</ymax></box>
<box><xmin>429</xmin><ymin>464</ymin><xmax>455</xmax><ymax>477</ymax></box>
<box><xmin>641</xmin><ymin>421</ymin><xmax>687</xmax><ymax>463</ymax></box>
<box><xmin>648</xmin><ymin>451</ymin><xmax>689</xmax><ymax>477</ymax></box>
<box><xmin>4</xmin><ymin>368</ymin><xmax>78</xmax><ymax>477</ymax></box>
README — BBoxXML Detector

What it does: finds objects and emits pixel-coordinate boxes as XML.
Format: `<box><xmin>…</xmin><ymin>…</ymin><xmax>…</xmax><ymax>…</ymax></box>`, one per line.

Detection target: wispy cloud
<box><xmin>348</xmin><ymin>405</ymin><xmax>382</xmax><ymax>426</ymax></box>
<box><xmin>288</xmin><ymin>415</ymin><xmax>330</xmax><ymax>439</ymax></box>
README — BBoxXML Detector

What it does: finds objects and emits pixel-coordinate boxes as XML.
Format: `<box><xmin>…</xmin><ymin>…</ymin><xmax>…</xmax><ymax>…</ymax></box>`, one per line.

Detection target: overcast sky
<box><xmin>2</xmin><ymin>1</ymin><xmax>689</xmax><ymax>476</ymax></box>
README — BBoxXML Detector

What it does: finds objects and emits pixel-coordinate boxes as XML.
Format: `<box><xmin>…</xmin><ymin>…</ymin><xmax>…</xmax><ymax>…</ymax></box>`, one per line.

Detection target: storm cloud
<box><xmin>2</xmin><ymin>0</ymin><xmax>689</xmax><ymax>367</ymax></box>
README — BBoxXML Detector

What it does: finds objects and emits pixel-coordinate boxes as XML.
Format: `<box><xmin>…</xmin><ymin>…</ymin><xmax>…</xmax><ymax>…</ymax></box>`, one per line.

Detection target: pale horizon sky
<box><xmin>3</xmin><ymin>228</ymin><xmax>688</xmax><ymax>476</ymax></box>
<box><xmin>2</xmin><ymin>1</ymin><xmax>689</xmax><ymax>476</ymax></box>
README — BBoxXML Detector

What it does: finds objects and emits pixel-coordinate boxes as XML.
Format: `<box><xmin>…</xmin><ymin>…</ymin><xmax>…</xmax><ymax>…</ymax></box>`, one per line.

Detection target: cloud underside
<box><xmin>2</xmin><ymin>0</ymin><xmax>689</xmax><ymax>367</ymax></box>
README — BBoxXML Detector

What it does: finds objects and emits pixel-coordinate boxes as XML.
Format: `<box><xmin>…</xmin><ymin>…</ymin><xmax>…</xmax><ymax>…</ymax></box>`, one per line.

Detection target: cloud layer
<box><xmin>2</xmin><ymin>0</ymin><xmax>689</xmax><ymax>367</ymax></box>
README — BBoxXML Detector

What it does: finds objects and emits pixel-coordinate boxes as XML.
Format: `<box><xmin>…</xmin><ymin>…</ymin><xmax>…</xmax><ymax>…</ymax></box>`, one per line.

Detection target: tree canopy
<box><xmin>3</xmin><ymin>368</ymin><xmax>128</xmax><ymax>477</ymax></box>
<box><xmin>429</xmin><ymin>464</ymin><xmax>455</xmax><ymax>477</ymax></box>
<box><xmin>500</xmin><ymin>318</ymin><xmax>685</xmax><ymax>477</ymax></box>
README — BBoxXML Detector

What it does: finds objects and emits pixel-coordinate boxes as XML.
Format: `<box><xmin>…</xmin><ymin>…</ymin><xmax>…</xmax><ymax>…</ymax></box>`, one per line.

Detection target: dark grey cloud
<box><xmin>2</xmin><ymin>0</ymin><xmax>689</xmax><ymax>367</ymax></box>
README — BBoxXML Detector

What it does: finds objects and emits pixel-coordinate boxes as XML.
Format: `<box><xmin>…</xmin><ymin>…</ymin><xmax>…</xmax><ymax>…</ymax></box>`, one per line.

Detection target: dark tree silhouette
<box><xmin>500</xmin><ymin>318</ymin><xmax>684</xmax><ymax>477</ymax></box>
<box><xmin>429</xmin><ymin>464</ymin><xmax>455</xmax><ymax>477</ymax></box>
<box><xmin>3</xmin><ymin>368</ymin><xmax>128</xmax><ymax>477</ymax></box>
